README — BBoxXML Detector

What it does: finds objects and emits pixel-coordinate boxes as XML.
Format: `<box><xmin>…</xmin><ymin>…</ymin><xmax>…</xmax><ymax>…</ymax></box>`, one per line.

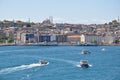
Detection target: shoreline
<box><xmin>0</xmin><ymin>43</ymin><xmax>120</xmax><ymax>46</ymax></box>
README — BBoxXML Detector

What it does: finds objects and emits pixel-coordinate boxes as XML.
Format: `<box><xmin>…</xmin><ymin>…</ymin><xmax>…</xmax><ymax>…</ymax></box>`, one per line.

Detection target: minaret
<box><xmin>49</xmin><ymin>16</ymin><xmax>53</xmax><ymax>23</ymax></box>
<box><xmin>13</xmin><ymin>19</ymin><xmax>15</xmax><ymax>27</ymax></box>
<box><xmin>118</xmin><ymin>16</ymin><xmax>119</xmax><ymax>23</ymax></box>
<box><xmin>28</xmin><ymin>18</ymin><xmax>30</xmax><ymax>23</ymax></box>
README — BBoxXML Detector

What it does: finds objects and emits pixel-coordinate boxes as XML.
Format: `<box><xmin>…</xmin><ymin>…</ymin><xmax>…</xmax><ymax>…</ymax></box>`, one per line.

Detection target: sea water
<box><xmin>0</xmin><ymin>46</ymin><xmax>120</xmax><ymax>80</ymax></box>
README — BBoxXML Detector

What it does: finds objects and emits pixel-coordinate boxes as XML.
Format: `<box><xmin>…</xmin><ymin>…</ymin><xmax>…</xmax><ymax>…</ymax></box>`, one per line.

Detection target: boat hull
<box><xmin>80</xmin><ymin>64</ymin><xmax>89</xmax><ymax>68</ymax></box>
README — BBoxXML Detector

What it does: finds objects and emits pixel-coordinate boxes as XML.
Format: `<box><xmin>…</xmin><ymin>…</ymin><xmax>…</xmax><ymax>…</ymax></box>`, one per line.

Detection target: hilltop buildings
<box><xmin>0</xmin><ymin>18</ymin><xmax>120</xmax><ymax>46</ymax></box>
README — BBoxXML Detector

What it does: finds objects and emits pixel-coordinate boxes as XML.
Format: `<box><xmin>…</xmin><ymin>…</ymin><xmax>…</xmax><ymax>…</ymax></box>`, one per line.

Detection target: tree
<box><xmin>26</xmin><ymin>24</ymin><xmax>31</xmax><ymax>27</ymax></box>
<box><xmin>0</xmin><ymin>36</ymin><xmax>3</xmax><ymax>43</ymax></box>
<box><xmin>3</xmin><ymin>20</ymin><xmax>9</xmax><ymax>22</ymax></box>
<box><xmin>30</xmin><ymin>22</ymin><xmax>35</xmax><ymax>25</ymax></box>
<box><xmin>17</xmin><ymin>20</ymin><xmax>22</xmax><ymax>23</ymax></box>
<box><xmin>109</xmin><ymin>22</ymin><xmax>112</xmax><ymax>25</ymax></box>
<box><xmin>104</xmin><ymin>23</ymin><xmax>107</xmax><ymax>25</ymax></box>
<box><xmin>114</xmin><ymin>39</ymin><xmax>119</xmax><ymax>44</ymax></box>
<box><xmin>91</xmin><ymin>39</ymin><xmax>97</xmax><ymax>44</ymax></box>
<box><xmin>7</xmin><ymin>36</ymin><xmax>14</xmax><ymax>43</ymax></box>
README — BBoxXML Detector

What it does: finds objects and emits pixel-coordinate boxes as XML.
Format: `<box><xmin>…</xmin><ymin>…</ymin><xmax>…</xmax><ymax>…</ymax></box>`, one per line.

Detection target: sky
<box><xmin>0</xmin><ymin>0</ymin><xmax>120</xmax><ymax>24</ymax></box>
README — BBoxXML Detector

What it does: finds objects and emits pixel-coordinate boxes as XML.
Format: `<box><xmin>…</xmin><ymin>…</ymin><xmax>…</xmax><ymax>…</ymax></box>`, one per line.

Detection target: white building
<box><xmin>81</xmin><ymin>34</ymin><xmax>102</xmax><ymax>45</ymax></box>
<box><xmin>101</xmin><ymin>33</ymin><xmax>115</xmax><ymax>45</ymax></box>
<box><xmin>50</xmin><ymin>34</ymin><xmax>56</xmax><ymax>42</ymax></box>
<box><xmin>21</xmin><ymin>33</ymin><xmax>35</xmax><ymax>43</ymax></box>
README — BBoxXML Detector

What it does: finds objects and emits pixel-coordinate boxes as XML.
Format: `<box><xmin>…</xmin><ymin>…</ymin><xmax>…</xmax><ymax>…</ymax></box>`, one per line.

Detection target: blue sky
<box><xmin>0</xmin><ymin>0</ymin><xmax>120</xmax><ymax>24</ymax></box>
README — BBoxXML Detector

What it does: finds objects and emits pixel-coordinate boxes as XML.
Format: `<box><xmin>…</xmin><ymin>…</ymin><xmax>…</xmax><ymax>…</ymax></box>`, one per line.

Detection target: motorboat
<box><xmin>80</xmin><ymin>60</ymin><xmax>89</xmax><ymax>68</ymax></box>
<box><xmin>39</xmin><ymin>60</ymin><xmax>48</xmax><ymax>65</ymax></box>
<box><xmin>81</xmin><ymin>50</ymin><xmax>91</xmax><ymax>54</ymax></box>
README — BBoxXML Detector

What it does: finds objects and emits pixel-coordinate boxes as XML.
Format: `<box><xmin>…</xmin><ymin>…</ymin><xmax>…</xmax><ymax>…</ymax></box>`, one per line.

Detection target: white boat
<box><xmin>81</xmin><ymin>50</ymin><xmax>91</xmax><ymax>54</ymax></box>
<box><xmin>80</xmin><ymin>60</ymin><xmax>89</xmax><ymax>68</ymax></box>
<box><xmin>39</xmin><ymin>60</ymin><xmax>48</xmax><ymax>65</ymax></box>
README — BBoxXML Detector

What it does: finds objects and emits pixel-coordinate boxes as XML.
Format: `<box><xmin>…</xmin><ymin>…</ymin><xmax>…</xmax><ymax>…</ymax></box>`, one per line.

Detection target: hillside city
<box><xmin>0</xmin><ymin>17</ymin><xmax>120</xmax><ymax>46</ymax></box>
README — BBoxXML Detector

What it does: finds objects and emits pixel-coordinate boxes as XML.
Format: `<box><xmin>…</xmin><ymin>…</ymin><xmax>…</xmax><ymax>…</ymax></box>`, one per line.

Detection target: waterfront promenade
<box><xmin>0</xmin><ymin>43</ymin><xmax>120</xmax><ymax>46</ymax></box>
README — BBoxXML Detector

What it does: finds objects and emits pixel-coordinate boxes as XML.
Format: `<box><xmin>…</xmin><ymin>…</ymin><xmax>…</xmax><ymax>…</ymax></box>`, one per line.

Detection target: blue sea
<box><xmin>0</xmin><ymin>46</ymin><xmax>120</xmax><ymax>80</ymax></box>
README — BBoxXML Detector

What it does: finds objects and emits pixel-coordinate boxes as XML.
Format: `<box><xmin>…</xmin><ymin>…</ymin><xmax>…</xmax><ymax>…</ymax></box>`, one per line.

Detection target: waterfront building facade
<box><xmin>67</xmin><ymin>34</ymin><xmax>81</xmax><ymax>45</ymax></box>
<box><xmin>81</xmin><ymin>34</ymin><xmax>102</xmax><ymax>45</ymax></box>
<box><xmin>21</xmin><ymin>33</ymin><xmax>35</xmax><ymax>43</ymax></box>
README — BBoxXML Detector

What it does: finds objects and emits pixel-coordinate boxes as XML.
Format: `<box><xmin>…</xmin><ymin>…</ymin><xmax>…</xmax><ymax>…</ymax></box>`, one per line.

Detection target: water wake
<box><xmin>101</xmin><ymin>48</ymin><xmax>106</xmax><ymax>51</ymax></box>
<box><xmin>49</xmin><ymin>58</ymin><xmax>93</xmax><ymax>68</ymax></box>
<box><xmin>0</xmin><ymin>62</ymin><xmax>49</xmax><ymax>74</ymax></box>
<box><xmin>0</xmin><ymin>49</ymin><xmax>40</xmax><ymax>53</ymax></box>
<box><xmin>43</xmin><ymin>57</ymin><xmax>78</xmax><ymax>66</ymax></box>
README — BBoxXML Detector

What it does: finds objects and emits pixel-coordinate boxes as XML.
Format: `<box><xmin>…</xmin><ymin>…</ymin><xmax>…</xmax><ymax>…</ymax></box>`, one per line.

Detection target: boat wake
<box><xmin>0</xmin><ymin>62</ymin><xmax>49</xmax><ymax>74</ymax></box>
<box><xmin>101</xmin><ymin>48</ymin><xmax>106</xmax><ymax>51</ymax></box>
<box><xmin>45</xmin><ymin>57</ymin><xmax>77</xmax><ymax>65</ymax></box>
<box><xmin>0</xmin><ymin>49</ymin><xmax>40</xmax><ymax>53</ymax></box>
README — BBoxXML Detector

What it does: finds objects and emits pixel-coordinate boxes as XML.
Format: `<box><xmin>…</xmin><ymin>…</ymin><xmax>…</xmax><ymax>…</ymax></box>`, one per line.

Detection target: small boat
<box><xmin>80</xmin><ymin>60</ymin><xmax>89</xmax><ymax>68</ymax></box>
<box><xmin>81</xmin><ymin>50</ymin><xmax>91</xmax><ymax>54</ymax></box>
<box><xmin>39</xmin><ymin>60</ymin><xmax>48</xmax><ymax>65</ymax></box>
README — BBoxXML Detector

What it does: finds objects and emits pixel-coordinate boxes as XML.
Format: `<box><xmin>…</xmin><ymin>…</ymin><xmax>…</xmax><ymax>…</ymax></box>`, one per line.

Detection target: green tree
<box><xmin>91</xmin><ymin>39</ymin><xmax>97</xmax><ymax>44</ymax></box>
<box><xmin>0</xmin><ymin>36</ymin><xmax>3</xmax><ymax>43</ymax></box>
<box><xmin>30</xmin><ymin>22</ymin><xmax>35</xmax><ymax>25</ymax></box>
<box><xmin>7</xmin><ymin>36</ymin><xmax>14</xmax><ymax>43</ymax></box>
<box><xmin>104</xmin><ymin>23</ymin><xmax>107</xmax><ymax>25</ymax></box>
<box><xmin>114</xmin><ymin>39</ymin><xmax>119</xmax><ymax>44</ymax></box>
<box><xmin>26</xmin><ymin>24</ymin><xmax>31</xmax><ymax>27</ymax></box>
<box><xmin>3</xmin><ymin>20</ymin><xmax>9</xmax><ymax>22</ymax></box>
<box><xmin>17</xmin><ymin>20</ymin><xmax>22</xmax><ymax>23</ymax></box>
<box><xmin>109</xmin><ymin>22</ymin><xmax>112</xmax><ymax>25</ymax></box>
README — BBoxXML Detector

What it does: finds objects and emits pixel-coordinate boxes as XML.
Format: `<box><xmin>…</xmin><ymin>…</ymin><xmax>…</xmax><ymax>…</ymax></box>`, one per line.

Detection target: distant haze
<box><xmin>0</xmin><ymin>0</ymin><xmax>120</xmax><ymax>24</ymax></box>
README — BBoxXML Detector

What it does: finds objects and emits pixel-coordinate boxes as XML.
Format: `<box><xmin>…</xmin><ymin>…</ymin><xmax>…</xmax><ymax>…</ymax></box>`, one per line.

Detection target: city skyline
<box><xmin>0</xmin><ymin>0</ymin><xmax>120</xmax><ymax>24</ymax></box>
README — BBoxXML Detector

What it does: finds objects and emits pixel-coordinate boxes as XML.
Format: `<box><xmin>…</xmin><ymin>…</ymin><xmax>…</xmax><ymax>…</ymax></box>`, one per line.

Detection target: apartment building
<box><xmin>81</xmin><ymin>34</ymin><xmax>102</xmax><ymax>45</ymax></box>
<box><xmin>67</xmin><ymin>34</ymin><xmax>81</xmax><ymax>45</ymax></box>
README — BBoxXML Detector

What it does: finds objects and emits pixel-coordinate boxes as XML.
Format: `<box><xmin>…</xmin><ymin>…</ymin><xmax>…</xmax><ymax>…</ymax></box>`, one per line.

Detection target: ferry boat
<box><xmin>80</xmin><ymin>60</ymin><xmax>89</xmax><ymax>68</ymax></box>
